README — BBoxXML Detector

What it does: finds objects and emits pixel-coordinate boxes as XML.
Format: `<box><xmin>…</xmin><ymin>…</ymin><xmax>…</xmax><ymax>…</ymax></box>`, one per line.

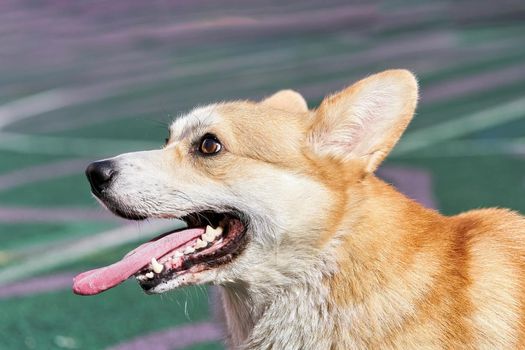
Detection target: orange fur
<box><xmin>149</xmin><ymin>70</ymin><xmax>525</xmax><ymax>348</ymax></box>
<box><xmin>210</xmin><ymin>71</ymin><xmax>525</xmax><ymax>347</ymax></box>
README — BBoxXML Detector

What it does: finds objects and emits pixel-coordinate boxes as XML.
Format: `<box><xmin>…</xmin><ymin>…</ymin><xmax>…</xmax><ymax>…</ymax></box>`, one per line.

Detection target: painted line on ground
<box><xmin>0</xmin><ymin>88</ymin><xmax>112</xmax><ymax>130</ymax></box>
<box><xmin>2</xmin><ymin>61</ymin><xmax>525</xmax><ymax>158</ymax></box>
<box><xmin>0</xmin><ymin>272</ymin><xmax>75</xmax><ymax>299</ymax></box>
<box><xmin>16</xmin><ymin>31</ymin><xmax>523</xmax><ymax>136</ymax></box>
<box><xmin>99</xmin><ymin>4</ymin><xmax>376</xmax><ymax>44</ymax></box>
<box><xmin>394</xmin><ymin>138</ymin><xmax>525</xmax><ymax>158</ymax></box>
<box><xmin>0</xmin><ymin>206</ymin><xmax>121</xmax><ymax>222</ymax></box>
<box><xmin>0</xmin><ymin>132</ymin><xmax>158</xmax><ymax>157</ymax></box>
<box><xmin>0</xmin><ymin>90</ymin><xmax>80</xmax><ymax>129</ymax></box>
<box><xmin>393</xmin><ymin>97</ymin><xmax>525</xmax><ymax>156</ymax></box>
<box><xmin>107</xmin><ymin>321</ymin><xmax>223</xmax><ymax>350</ymax></box>
<box><xmin>300</xmin><ymin>52</ymin><xmax>525</xmax><ymax>106</ymax></box>
<box><xmin>0</xmin><ymin>5</ymin><xmax>374</xmax><ymax>134</ymax></box>
<box><xmin>0</xmin><ymin>220</ymin><xmax>181</xmax><ymax>285</ymax></box>
<box><xmin>422</xmin><ymin>62</ymin><xmax>525</xmax><ymax>104</ymax></box>
<box><xmin>377</xmin><ymin>167</ymin><xmax>437</xmax><ymax>209</ymax></box>
<box><xmin>0</xmin><ymin>158</ymin><xmax>89</xmax><ymax>191</ymax></box>
<box><xmin>3</xmin><ymin>96</ymin><xmax>523</xmax><ymax>160</ymax></box>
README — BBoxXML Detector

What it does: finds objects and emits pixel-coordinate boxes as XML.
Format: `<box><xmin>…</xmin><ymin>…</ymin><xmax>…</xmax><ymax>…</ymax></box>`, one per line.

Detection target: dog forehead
<box><xmin>169</xmin><ymin>101</ymin><xmax>308</xmax><ymax>149</ymax></box>
<box><xmin>169</xmin><ymin>105</ymin><xmax>220</xmax><ymax>140</ymax></box>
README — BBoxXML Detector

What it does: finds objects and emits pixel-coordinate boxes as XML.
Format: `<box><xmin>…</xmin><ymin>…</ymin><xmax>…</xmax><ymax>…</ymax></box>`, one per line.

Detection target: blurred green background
<box><xmin>1</xmin><ymin>0</ymin><xmax>524</xmax><ymax>349</ymax></box>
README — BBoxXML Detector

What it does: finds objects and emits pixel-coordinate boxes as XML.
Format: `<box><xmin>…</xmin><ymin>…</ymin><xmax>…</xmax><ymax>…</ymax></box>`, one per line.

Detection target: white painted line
<box><xmin>0</xmin><ymin>220</ymin><xmax>183</xmax><ymax>285</ymax></box>
<box><xmin>2</xmin><ymin>98</ymin><xmax>524</xmax><ymax>158</ymax></box>
<box><xmin>0</xmin><ymin>132</ymin><xmax>158</xmax><ymax>157</ymax></box>
<box><xmin>394</xmin><ymin>138</ymin><xmax>525</xmax><ymax>158</ymax></box>
<box><xmin>0</xmin><ymin>159</ymin><xmax>88</xmax><ymax>191</ymax></box>
<box><xmin>0</xmin><ymin>73</ymin><xmax>165</xmax><ymax>131</ymax></box>
<box><xmin>0</xmin><ymin>88</ymin><xmax>112</xmax><ymax>130</ymax></box>
<box><xmin>0</xmin><ymin>206</ymin><xmax>121</xmax><ymax>222</ymax></box>
<box><xmin>0</xmin><ymin>90</ymin><xmax>76</xmax><ymax>129</ymax></box>
<box><xmin>393</xmin><ymin>97</ymin><xmax>525</xmax><ymax>155</ymax></box>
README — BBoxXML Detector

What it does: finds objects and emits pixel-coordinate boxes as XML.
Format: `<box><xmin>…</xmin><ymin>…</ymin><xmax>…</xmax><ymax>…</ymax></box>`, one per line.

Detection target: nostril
<box><xmin>85</xmin><ymin>160</ymin><xmax>117</xmax><ymax>195</ymax></box>
<box><xmin>93</xmin><ymin>166</ymin><xmax>114</xmax><ymax>185</ymax></box>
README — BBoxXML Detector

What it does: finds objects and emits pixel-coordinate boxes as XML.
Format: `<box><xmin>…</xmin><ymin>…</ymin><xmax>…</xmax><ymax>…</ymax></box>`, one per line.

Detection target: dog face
<box><xmin>84</xmin><ymin>70</ymin><xmax>418</xmax><ymax>294</ymax></box>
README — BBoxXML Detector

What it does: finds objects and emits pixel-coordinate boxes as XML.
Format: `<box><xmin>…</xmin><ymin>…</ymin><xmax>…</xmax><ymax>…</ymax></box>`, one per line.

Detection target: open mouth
<box><xmin>72</xmin><ymin>211</ymin><xmax>248</xmax><ymax>295</ymax></box>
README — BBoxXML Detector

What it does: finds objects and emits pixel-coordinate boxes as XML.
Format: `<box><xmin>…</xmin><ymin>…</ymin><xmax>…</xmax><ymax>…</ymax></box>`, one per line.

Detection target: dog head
<box><xmin>80</xmin><ymin>69</ymin><xmax>418</xmax><ymax>295</ymax></box>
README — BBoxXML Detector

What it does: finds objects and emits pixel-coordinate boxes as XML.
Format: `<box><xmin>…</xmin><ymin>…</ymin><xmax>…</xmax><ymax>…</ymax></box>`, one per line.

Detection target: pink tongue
<box><xmin>72</xmin><ymin>227</ymin><xmax>204</xmax><ymax>295</ymax></box>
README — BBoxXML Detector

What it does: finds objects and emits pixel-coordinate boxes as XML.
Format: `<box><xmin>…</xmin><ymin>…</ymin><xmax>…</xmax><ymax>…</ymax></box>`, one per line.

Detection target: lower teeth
<box><xmin>139</xmin><ymin>225</ymin><xmax>224</xmax><ymax>279</ymax></box>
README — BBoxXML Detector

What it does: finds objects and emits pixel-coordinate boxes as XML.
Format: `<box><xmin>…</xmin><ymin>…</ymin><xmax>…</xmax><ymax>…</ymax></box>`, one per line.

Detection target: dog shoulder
<box><xmin>452</xmin><ymin>208</ymin><xmax>525</xmax><ymax>348</ymax></box>
<box><xmin>453</xmin><ymin>207</ymin><xmax>525</xmax><ymax>241</ymax></box>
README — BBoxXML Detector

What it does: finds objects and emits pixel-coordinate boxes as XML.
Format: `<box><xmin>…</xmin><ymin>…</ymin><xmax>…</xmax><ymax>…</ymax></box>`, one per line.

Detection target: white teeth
<box><xmin>202</xmin><ymin>232</ymin><xmax>215</xmax><ymax>242</ymax></box>
<box><xmin>145</xmin><ymin>272</ymin><xmax>154</xmax><ymax>279</ymax></box>
<box><xmin>194</xmin><ymin>239</ymin><xmax>207</xmax><ymax>249</ymax></box>
<box><xmin>202</xmin><ymin>225</ymin><xmax>222</xmax><ymax>243</ymax></box>
<box><xmin>173</xmin><ymin>251</ymin><xmax>183</xmax><ymax>259</ymax></box>
<box><xmin>205</xmin><ymin>225</ymin><xmax>223</xmax><ymax>239</ymax></box>
<box><xmin>184</xmin><ymin>246</ymin><xmax>195</xmax><ymax>254</ymax></box>
<box><xmin>151</xmin><ymin>258</ymin><xmax>164</xmax><ymax>274</ymax></box>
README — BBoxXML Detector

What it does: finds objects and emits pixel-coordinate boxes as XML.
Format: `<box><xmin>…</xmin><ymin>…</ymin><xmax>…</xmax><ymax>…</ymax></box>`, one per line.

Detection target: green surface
<box><xmin>0</xmin><ymin>174</ymin><xmax>96</xmax><ymax>207</ymax></box>
<box><xmin>1</xmin><ymin>0</ymin><xmax>524</xmax><ymax>349</ymax></box>
<box><xmin>0</xmin><ymin>151</ymin><xmax>70</xmax><ymax>174</ymax></box>
<box><xmin>387</xmin><ymin>155</ymin><xmax>525</xmax><ymax>216</ymax></box>
<box><xmin>0</xmin><ymin>221</ymin><xmax>114</xmax><ymax>252</ymax></box>
<box><xmin>0</xmin><ymin>283</ymin><xmax>212</xmax><ymax>349</ymax></box>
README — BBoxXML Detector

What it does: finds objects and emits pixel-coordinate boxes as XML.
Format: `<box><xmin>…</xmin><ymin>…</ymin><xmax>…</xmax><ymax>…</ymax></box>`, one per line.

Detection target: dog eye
<box><xmin>199</xmin><ymin>134</ymin><xmax>222</xmax><ymax>155</ymax></box>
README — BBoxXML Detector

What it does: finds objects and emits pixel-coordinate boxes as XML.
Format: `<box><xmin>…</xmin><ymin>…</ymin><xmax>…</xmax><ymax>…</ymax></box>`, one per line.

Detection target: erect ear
<box><xmin>308</xmin><ymin>69</ymin><xmax>418</xmax><ymax>173</ymax></box>
<box><xmin>261</xmin><ymin>89</ymin><xmax>308</xmax><ymax>113</ymax></box>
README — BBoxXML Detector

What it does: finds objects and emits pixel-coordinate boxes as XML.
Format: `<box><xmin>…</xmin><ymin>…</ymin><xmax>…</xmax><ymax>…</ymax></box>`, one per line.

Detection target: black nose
<box><xmin>85</xmin><ymin>160</ymin><xmax>117</xmax><ymax>196</ymax></box>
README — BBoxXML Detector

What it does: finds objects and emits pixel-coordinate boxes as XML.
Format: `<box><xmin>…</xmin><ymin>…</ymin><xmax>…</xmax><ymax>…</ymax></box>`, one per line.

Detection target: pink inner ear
<box><xmin>308</xmin><ymin>70</ymin><xmax>418</xmax><ymax>170</ymax></box>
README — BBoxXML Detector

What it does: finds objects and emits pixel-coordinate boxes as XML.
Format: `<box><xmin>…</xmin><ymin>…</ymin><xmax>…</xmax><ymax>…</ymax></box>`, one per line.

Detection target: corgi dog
<box><xmin>75</xmin><ymin>70</ymin><xmax>525</xmax><ymax>349</ymax></box>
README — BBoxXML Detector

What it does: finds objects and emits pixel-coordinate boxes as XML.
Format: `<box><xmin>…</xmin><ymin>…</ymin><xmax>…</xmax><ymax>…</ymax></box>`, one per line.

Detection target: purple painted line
<box><xmin>299</xmin><ymin>56</ymin><xmax>525</xmax><ymax>111</ymax></box>
<box><xmin>0</xmin><ymin>206</ymin><xmax>121</xmax><ymax>223</ymax></box>
<box><xmin>0</xmin><ymin>272</ymin><xmax>75</xmax><ymax>299</ymax></box>
<box><xmin>423</xmin><ymin>63</ymin><xmax>525</xmax><ymax>104</ymax></box>
<box><xmin>108</xmin><ymin>322</ymin><xmax>223</xmax><ymax>350</ymax></box>
<box><xmin>96</xmin><ymin>5</ymin><xmax>377</xmax><ymax>45</ymax></box>
<box><xmin>209</xmin><ymin>286</ymin><xmax>227</xmax><ymax>334</ymax></box>
<box><xmin>376</xmin><ymin>3</ymin><xmax>446</xmax><ymax>29</ymax></box>
<box><xmin>298</xmin><ymin>43</ymin><xmax>525</xmax><ymax>103</ymax></box>
<box><xmin>450</xmin><ymin>1</ymin><xmax>525</xmax><ymax>22</ymax></box>
<box><xmin>0</xmin><ymin>159</ymin><xmax>88</xmax><ymax>191</ymax></box>
<box><xmin>378</xmin><ymin>166</ymin><xmax>437</xmax><ymax>209</ymax></box>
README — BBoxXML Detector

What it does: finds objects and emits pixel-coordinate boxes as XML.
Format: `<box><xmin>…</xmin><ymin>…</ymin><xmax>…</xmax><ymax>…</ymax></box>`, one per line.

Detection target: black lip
<box><xmin>90</xmin><ymin>191</ymin><xmax>148</xmax><ymax>221</ymax></box>
<box><xmin>88</xmin><ymin>181</ymin><xmax>105</xmax><ymax>200</ymax></box>
<box><xmin>89</xmin><ymin>183</ymin><xmax>102</xmax><ymax>198</ymax></box>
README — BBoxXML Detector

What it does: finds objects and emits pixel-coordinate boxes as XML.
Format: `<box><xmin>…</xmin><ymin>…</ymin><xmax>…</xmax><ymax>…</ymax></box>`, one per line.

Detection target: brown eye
<box><xmin>199</xmin><ymin>134</ymin><xmax>222</xmax><ymax>155</ymax></box>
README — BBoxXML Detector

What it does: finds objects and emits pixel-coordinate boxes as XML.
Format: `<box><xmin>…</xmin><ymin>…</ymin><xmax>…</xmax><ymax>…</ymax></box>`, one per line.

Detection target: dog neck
<box><xmin>219</xmin><ymin>175</ymin><xmax>446</xmax><ymax>349</ymax></box>
<box><xmin>219</xmin><ymin>274</ymin><xmax>335</xmax><ymax>349</ymax></box>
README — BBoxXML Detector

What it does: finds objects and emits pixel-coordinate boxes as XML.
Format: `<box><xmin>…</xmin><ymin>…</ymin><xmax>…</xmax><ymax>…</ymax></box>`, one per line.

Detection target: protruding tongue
<box><xmin>73</xmin><ymin>227</ymin><xmax>204</xmax><ymax>295</ymax></box>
